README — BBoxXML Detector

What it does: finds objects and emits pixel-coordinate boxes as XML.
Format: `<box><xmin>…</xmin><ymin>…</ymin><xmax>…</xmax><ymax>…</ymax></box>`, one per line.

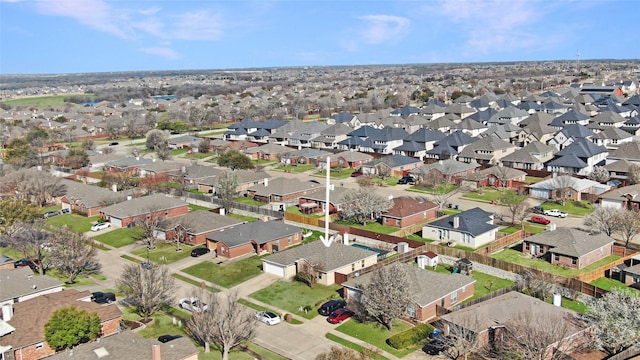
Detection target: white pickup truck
<box><xmin>543</xmin><ymin>209</ymin><xmax>568</xmax><ymax>218</ymax></box>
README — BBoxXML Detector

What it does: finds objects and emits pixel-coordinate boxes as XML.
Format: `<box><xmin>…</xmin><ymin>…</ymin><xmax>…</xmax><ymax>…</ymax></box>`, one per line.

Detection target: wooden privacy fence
<box><xmin>474</xmin><ymin>230</ymin><xmax>529</xmax><ymax>254</ymax></box>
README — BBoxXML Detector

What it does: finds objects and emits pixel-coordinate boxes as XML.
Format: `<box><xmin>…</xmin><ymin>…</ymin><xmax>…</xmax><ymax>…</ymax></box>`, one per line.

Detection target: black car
<box><xmin>91</xmin><ymin>291</ymin><xmax>116</xmax><ymax>304</ymax></box>
<box><xmin>191</xmin><ymin>247</ymin><xmax>210</xmax><ymax>257</ymax></box>
<box><xmin>423</xmin><ymin>338</ymin><xmax>448</xmax><ymax>355</ymax></box>
<box><xmin>397</xmin><ymin>175</ymin><xmax>415</xmax><ymax>185</ymax></box>
<box><xmin>109</xmin><ymin>142</ymin><xmax>119</xmax><ymax>146</ymax></box>
<box><xmin>14</xmin><ymin>258</ymin><xmax>39</xmax><ymax>271</ymax></box>
<box><xmin>318</xmin><ymin>299</ymin><xmax>346</xmax><ymax>316</ymax></box>
<box><xmin>531</xmin><ymin>205</ymin><xmax>544</xmax><ymax>214</ymax></box>
<box><xmin>157</xmin><ymin>334</ymin><xmax>183</xmax><ymax>343</ymax></box>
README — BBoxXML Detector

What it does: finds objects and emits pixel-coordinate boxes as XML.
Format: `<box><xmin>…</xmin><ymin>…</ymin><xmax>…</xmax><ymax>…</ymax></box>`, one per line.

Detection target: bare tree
<box><xmin>172</xmin><ymin>219</ymin><xmax>195</xmax><ymax>251</ymax></box>
<box><xmin>587</xmin><ymin>166</ymin><xmax>610</xmax><ymax>183</ymax></box>
<box><xmin>105</xmin><ymin>121</ymin><xmax>120</xmax><ymax>139</ymax></box>
<box><xmin>187</xmin><ymin>290</ymin><xmax>256</xmax><ymax>359</ymax></box>
<box><xmin>355</xmin><ymin>174</ymin><xmax>376</xmax><ymax>188</ymax></box>
<box><xmin>117</xmin><ymin>263</ymin><xmax>176</xmax><ymax>320</ymax></box>
<box><xmin>440</xmin><ymin>317</ymin><xmax>481</xmax><ymax>360</ymax></box>
<box><xmin>583</xmin><ymin>207</ymin><xmax>619</xmax><ymax>236</ymax></box>
<box><xmin>1</xmin><ymin>222</ymin><xmax>54</xmax><ymax>275</ymax></box>
<box><xmin>551</xmin><ymin>174</ymin><xmax>576</xmax><ymax>206</ymax></box>
<box><xmin>146</xmin><ymin>129</ymin><xmax>166</xmax><ymax>150</ymax></box>
<box><xmin>0</xmin><ymin>169</ymin><xmax>67</xmax><ymax>207</ymax></box>
<box><xmin>627</xmin><ymin>163</ymin><xmax>640</xmax><ymax>185</ymax></box>
<box><xmin>500</xmin><ymin>190</ymin><xmax>529</xmax><ymax>225</ymax></box>
<box><xmin>215</xmin><ymin>170</ymin><xmax>239</xmax><ymax>214</ymax></box>
<box><xmin>51</xmin><ymin>230</ymin><xmax>101</xmax><ymax>284</ymax></box>
<box><xmin>517</xmin><ymin>269</ymin><xmax>554</xmax><ymax>300</ymax></box>
<box><xmin>418</xmin><ymin>167</ymin><xmax>463</xmax><ymax>210</ymax></box>
<box><xmin>134</xmin><ymin>207</ymin><xmax>167</xmax><ymax>249</ymax></box>
<box><xmin>586</xmin><ymin>287</ymin><xmax>640</xmax><ymax>356</ymax></box>
<box><xmin>294</xmin><ymin>259</ymin><xmax>322</xmax><ymax>288</ymax></box>
<box><xmin>339</xmin><ymin>188</ymin><xmax>392</xmax><ymax>226</ymax></box>
<box><xmin>614</xmin><ymin>208</ymin><xmax>640</xmax><ymax>247</ymax></box>
<box><xmin>197</xmin><ymin>138</ymin><xmax>211</xmax><ymax>153</ymax></box>
<box><xmin>357</xmin><ymin>263</ymin><xmax>411</xmax><ymax>330</ymax></box>
<box><xmin>315</xmin><ymin>346</ymin><xmax>376</xmax><ymax>360</ymax></box>
<box><xmin>154</xmin><ymin>143</ymin><xmax>172</xmax><ymax>161</ymax></box>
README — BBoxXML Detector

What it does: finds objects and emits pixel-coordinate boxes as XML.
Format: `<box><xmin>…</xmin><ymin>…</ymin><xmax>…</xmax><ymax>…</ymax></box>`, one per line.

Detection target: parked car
<box><xmin>326</xmin><ymin>308</ymin><xmax>354</xmax><ymax>324</ymax></box>
<box><xmin>318</xmin><ymin>299</ymin><xmax>346</xmax><ymax>316</ymax></box>
<box><xmin>109</xmin><ymin>142</ymin><xmax>119</xmax><ymax>146</ymax></box>
<box><xmin>191</xmin><ymin>247</ymin><xmax>210</xmax><ymax>257</ymax></box>
<box><xmin>255</xmin><ymin>311</ymin><xmax>281</xmax><ymax>325</ymax></box>
<box><xmin>13</xmin><ymin>258</ymin><xmax>39</xmax><ymax>270</ymax></box>
<box><xmin>530</xmin><ymin>215</ymin><xmax>551</xmax><ymax>225</ymax></box>
<box><xmin>423</xmin><ymin>338</ymin><xmax>449</xmax><ymax>355</ymax></box>
<box><xmin>350</xmin><ymin>169</ymin><xmax>363</xmax><ymax>177</ymax></box>
<box><xmin>91</xmin><ymin>291</ymin><xmax>116</xmax><ymax>304</ymax></box>
<box><xmin>43</xmin><ymin>211</ymin><xmax>61</xmax><ymax>219</ymax></box>
<box><xmin>544</xmin><ymin>209</ymin><xmax>568</xmax><ymax>218</ymax></box>
<box><xmin>157</xmin><ymin>334</ymin><xmax>183</xmax><ymax>343</ymax></box>
<box><xmin>397</xmin><ymin>175</ymin><xmax>415</xmax><ymax>185</ymax></box>
<box><xmin>91</xmin><ymin>222</ymin><xmax>111</xmax><ymax>231</ymax></box>
<box><xmin>178</xmin><ymin>297</ymin><xmax>209</xmax><ymax>312</ymax></box>
<box><xmin>531</xmin><ymin>205</ymin><xmax>544</xmax><ymax>214</ymax></box>
<box><xmin>61</xmin><ymin>208</ymin><xmax>71</xmax><ymax>214</ymax></box>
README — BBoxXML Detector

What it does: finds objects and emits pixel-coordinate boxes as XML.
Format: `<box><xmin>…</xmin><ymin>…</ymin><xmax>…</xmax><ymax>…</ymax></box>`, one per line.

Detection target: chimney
<box><xmin>181</xmin><ymin>166</ymin><xmax>186</xmax><ymax>174</ymax></box>
<box><xmin>343</xmin><ymin>232</ymin><xmax>349</xmax><ymax>246</ymax></box>
<box><xmin>264</xmin><ymin>178</ymin><xmax>269</xmax><ymax>187</ymax></box>
<box><xmin>388</xmin><ymin>194</ymin><xmax>393</xmax><ymax>200</ymax></box>
<box><xmin>127</xmin><ymin>195</ymin><xmax>132</xmax><ymax>201</ymax></box>
<box><xmin>453</xmin><ymin>216</ymin><xmax>460</xmax><ymax>229</ymax></box>
<box><xmin>2</xmin><ymin>303</ymin><xmax>13</xmax><ymax>321</ymax></box>
<box><xmin>219</xmin><ymin>207</ymin><xmax>226</xmax><ymax>216</ymax></box>
<box><xmin>152</xmin><ymin>344</ymin><xmax>161</xmax><ymax>360</ymax></box>
<box><xmin>136</xmin><ymin>156</ymin><xmax>140</xmax><ymax>161</ymax></box>
<box><xmin>112</xmin><ymin>184</ymin><xmax>117</xmax><ymax>192</ymax></box>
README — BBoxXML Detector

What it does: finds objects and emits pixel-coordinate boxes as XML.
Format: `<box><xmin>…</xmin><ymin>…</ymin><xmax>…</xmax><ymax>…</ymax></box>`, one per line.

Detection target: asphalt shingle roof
<box><xmin>206</xmin><ymin>220</ymin><xmax>301</xmax><ymax>248</ymax></box>
<box><xmin>426</xmin><ymin>207</ymin><xmax>497</xmax><ymax>237</ymax></box>
<box><xmin>524</xmin><ymin>228</ymin><xmax>615</xmax><ymax>257</ymax></box>
<box><xmin>263</xmin><ymin>240</ymin><xmax>378</xmax><ymax>272</ymax></box>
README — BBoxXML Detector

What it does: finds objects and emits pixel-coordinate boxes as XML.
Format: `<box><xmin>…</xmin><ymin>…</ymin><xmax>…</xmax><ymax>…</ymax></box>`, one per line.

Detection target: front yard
<box><xmin>45</xmin><ymin>214</ymin><xmax>101</xmax><ymax>233</ymax></box>
<box><xmin>131</xmin><ymin>242</ymin><xmax>193</xmax><ymax>264</ymax></box>
<box><xmin>461</xmin><ymin>188</ymin><xmax>506</xmax><ymax>203</ymax></box>
<box><xmin>491</xmin><ymin>248</ymin><xmax>621</xmax><ymax>277</ymax></box>
<box><xmin>92</xmin><ymin>227</ymin><xmax>144</xmax><ymax>248</ymax></box>
<box><xmin>250</xmin><ymin>281</ymin><xmax>341</xmax><ymax>319</ymax></box>
<box><xmin>336</xmin><ymin>318</ymin><xmax>418</xmax><ymax>358</ymax></box>
<box><xmin>272</xmin><ymin>164</ymin><xmax>317</xmax><ymax>173</ymax></box>
<box><xmin>538</xmin><ymin>200</ymin><xmax>594</xmax><ymax>216</ymax></box>
<box><xmin>181</xmin><ymin>256</ymin><xmax>263</xmax><ymax>288</ymax></box>
<box><xmin>313</xmin><ymin>167</ymin><xmax>356</xmax><ymax>179</ymax></box>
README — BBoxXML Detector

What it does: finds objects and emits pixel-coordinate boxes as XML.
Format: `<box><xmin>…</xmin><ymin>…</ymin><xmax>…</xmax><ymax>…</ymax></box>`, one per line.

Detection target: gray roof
<box><xmin>609</xmin><ymin>141</ymin><xmax>640</xmax><ymax>161</ymax></box>
<box><xmin>99</xmin><ymin>194</ymin><xmax>188</xmax><ymax>218</ymax></box>
<box><xmin>332</xmin><ymin>151</ymin><xmax>373</xmax><ymax>162</ymax></box>
<box><xmin>45</xmin><ymin>330</ymin><xmax>198</xmax><ymax>360</ymax></box>
<box><xmin>160</xmin><ymin>210</ymin><xmax>243</xmax><ymax>235</ymax></box>
<box><xmin>61</xmin><ymin>179</ymin><xmax>131</xmax><ymax>208</ymax></box>
<box><xmin>104</xmin><ymin>157</ymin><xmax>154</xmax><ymax>168</ymax></box>
<box><xmin>599</xmin><ymin>184</ymin><xmax>640</xmax><ymax>202</ymax></box>
<box><xmin>343</xmin><ymin>263</ymin><xmax>475</xmax><ymax>307</ymax></box>
<box><xmin>363</xmin><ymin>154</ymin><xmax>422</xmax><ymax>169</ymax></box>
<box><xmin>462</xmin><ymin>165</ymin><xmax>526</xmax><ymax>181</ymax></box>
<box><xmin>426</xmin><ymin>207</ymin><xmax>498</xmax><ymax>237</ymax></box>
<box><xmin>262</xmin><ymin>240</ymin><xmax>378</xmax><ymax>272</ymax></box>
<box><xmin>411</xmin><ymin>159</ymin><xmax>479</xmax><ymax>176</ymax></box>
<box><xmin>206</xmin><ymin>220</ymin><xmax>301</xmax><ymax>247</ymax></box>
<box><xmin>524</xmin><ymin>228</ymin><xmax>615</xmax><ymax>257</ymax></box>
<box><xmin>0</xmin><ymin>267</ymin><xmax>63</xmax><ymax>302</ymax></box>
<box><xmin>247</xmin><ymin>177</ymin><xmax>322</xmax><ymax>197</ymax></box>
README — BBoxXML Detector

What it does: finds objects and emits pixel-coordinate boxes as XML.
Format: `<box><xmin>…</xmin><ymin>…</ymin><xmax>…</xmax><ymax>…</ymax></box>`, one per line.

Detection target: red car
<box><xmin>327</xmin><ymin>308</ymin><xmax>354</xmax><ymax>324</ymax></box>
<box><xmin>530</xmin><ymin>215</ymin><xmax>551</xmax><ymax>225</ymax></box>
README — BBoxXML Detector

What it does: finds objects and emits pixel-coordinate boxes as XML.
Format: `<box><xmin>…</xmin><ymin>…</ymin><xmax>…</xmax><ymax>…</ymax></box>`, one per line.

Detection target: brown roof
<box><xmin>382</xmin><ymin>197</ymin><xmax>438</xmax><ymax>219</ymax></box>
<box><xmin>0</xmin><ymin>290</ymin><xmax>122</xmax><ymax>349</ymax></box>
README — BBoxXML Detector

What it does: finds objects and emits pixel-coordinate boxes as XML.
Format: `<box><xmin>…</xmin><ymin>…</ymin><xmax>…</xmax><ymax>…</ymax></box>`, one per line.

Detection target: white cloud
<box><xmin>140</xmin><ymin>47</ymin><xmax>181</xmax><ymax>60</ymax></box>
<box><xmin>34</xmin><ymin>0</ymin><xmax>128</xmax><ymax>38</ymax></box>
<box><xmin>170</xmin><ymin>10</ymin><xmax>223</xmax><ymax>41</ymax></box>
<box><xmin>357</xmin><ymin>15</ymin><xmax>411</xmax><ymax>44</ymax></box>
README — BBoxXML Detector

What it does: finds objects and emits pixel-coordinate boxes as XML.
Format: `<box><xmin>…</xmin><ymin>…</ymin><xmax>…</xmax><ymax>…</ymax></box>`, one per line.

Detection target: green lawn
<box><xmin>121</xmin><ymin>254</ymin><xmax>142</xmax><ymax>264</ymax></box>
<box><xmin>336</xmin><ymin>319</ymin><xmax>420</xmax><ymax>357</ymax></box>
<box><xmin>590</xmin><ymin>277</ymin><xmax>639</xmax><ymax>293</ymax></box>
<box><xmin>539</xmin><ymin>200</ymin><xmax>594</xmax><ymax>216</ymax></box>
<box><xmin>131</xmin><ymin>242</ymin><xmax>193</xmax><ymax>264</ymax></box>
<box><xmin>171</xmin><ymin>273</ymin><xmax>218</xmax><ymax>292</ymax></box>
<box><xmin>170</xmin><ymin>148</ymin><xmax>190</xmax><ymax>156</ymax></box>
<box><xmin>137</xmin><ymin>312</ymin><xmax>188</xmax><ymax>339</ymax></box>
<box><xmin>545</xmin><ymin>296</ymin><xmax>588</xmax><ymax>313</ymax></box>
<box><xmin>464</xmin><ymin>270</ymin><xmax>516</xmax><ymax>303</ymax></box>
<box><xmin>336</xmin><ymin>220</ymin><xmax>400</xmax><ymax>235</ymax></box>
<box><xmin>235</xmin><ymin>197</ymin><xmax>264</xmax><ymax>206</ymax></box>
<box><xmin>227</xmin><ymin>213</ymin><xmax>259</xmax><ymax>222</ymax></box>
<box><xmin>0</xmin><ymin>247</ymin><xmax>25</xmax><ymax>261</ymax></box>
<box><xmin>492</xmin><ymin>249</ymin><xmax>621</xmax><ymax>277</ymax></box>
<box><xmin>525</xmin><ymin>176</ymin><xmax>543</xmax><ymax>183</ymax></box>
<box><xmin>46</xmin><ymin>268</ymin><xmax>95</xmax><ymax>286</ymax></box>
<box><xmin>404</xmin><ymin>234</ymin><xmax>435</xmax><ymax>243</ymax></box>
<box><xmin>409</xmin><ymin>183</ymin><xmax>458</xmax><ymax>195</ymax></box>
<box><xmin>181</xmin><ymin>256</ymin><xmax>263</xmax><ymax>288</ymax></box>
<box><xmin>92</xmin><ymin>227</ymin><xmax>144</xmax><ymax>248</ymax></box>
<box><xmin>188</xmin><ymin>204</ymin><xmax>212</xmax><ymax>211</ymax></box>
<box><xmin>1</xmin><ymin>94</ymin><xmax>94</xmax><ymax>107</ymax></box>
<box><xmin>285</xmin><ymin>205</ymin><xmax>325</xmax><ymax>218</ymax></box>
<box><xmin>325</xmin><ymin>333</ymin><xmax>389</xmax><ymax>360</ymax></box>
<box><xmin>313</xmin><ymin>167</ymin><xmax>356</xmax><ymax>179</ymax></box>
<box><xmin>273</xmin><ymin>164</ymin><xmax>317</xmax><ymax>173</ymax></box>
<box><xmin>461</xmin><ymin>188</ymin><xmax>506</xmax><ymax>202</ymax></box>
<box><xmin>499</xmin><ymin>223</ymin><xmax>546</xmax><ymax>234</ymax></box>
<box><xmin>250</xmin><ymin>281</ymin><xmax>341</xmax><ymax>319</ymax></box>
<box><xmin>45</xmin><ymin>214</ymin><xmax>101</xmax><ymax>233</ymax></box>
<box><xmin>251</xmin><ymin>159</ymin><xmax>278</xmax><ymax>166</ymax></box>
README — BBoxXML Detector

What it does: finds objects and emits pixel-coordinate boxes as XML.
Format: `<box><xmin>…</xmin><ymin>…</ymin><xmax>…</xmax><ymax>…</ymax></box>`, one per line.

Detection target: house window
<box><xmin>572</xmin><ymin>258</ymin><xmax>577</xmax><ymax>265</ymax></box>
<box><xmin>361</xmin><ymin>260</ymin><xmax>365</xmax><ymax>268</ymax></box>
<box><xmin>451</xmin><ymin>292</ymin><xmax>458</xmax><ymax>304</ymax></box>
<box><xmin>462</xmin><ymin>233</ymin><xmax>471</xmax><ymax>244</ymax></box>
<box><xmin>395</xmin><ymin>219</ymin><xmax>400</xmax><ymax>226</ymax></box>
<box><xmin>165</xmin><ymin>211</ymin><xmax>169</xmax><ymax>216</ymax></box>
<box><xmin>35</xmin><ymin>343</ymin><xmax>44</xmax><ymax>349</ymax></box>
<box><xmin>288</xmin><ymin>236</ymin><xmax>292</xmax><ymax>243</ymax></box>
<box><xmin>221</xmin><ymin>247</ymin><xmax>225</xmax><ymax>254</ymax></box>
<box><xmin>318</xmin><ymin>273</ymin><xmax>323</xmax><ymax>279</ymax></box>
<box><xmin>406</xmin><ymin>305</ymin><xmax>416</xmax><ymax>318</ymax></box>
<box><xmin>525</xmin><ymin>243</ymin><xmax>530</xmax><ymax>251</ymax></box>
<box><xmin>554</xmin><ymin>254</ymin><xmax>559</xmax><ymax>261</ymax></box>
<box><xmin>352</xmin><ymin>263</ymin><xmax>355</xmax><ymax>271</ymax></box>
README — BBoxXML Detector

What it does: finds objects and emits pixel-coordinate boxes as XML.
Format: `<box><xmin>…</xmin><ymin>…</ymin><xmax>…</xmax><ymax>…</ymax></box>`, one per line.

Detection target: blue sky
<box><xmin>1</xmin><ymin>0</ymin><xmax>638</xmax><ymax>74</ymax></box>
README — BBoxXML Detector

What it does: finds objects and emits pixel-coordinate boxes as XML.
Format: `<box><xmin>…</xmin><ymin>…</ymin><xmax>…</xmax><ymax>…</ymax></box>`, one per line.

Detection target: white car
<box><xmin>178</xmin><ymin>297</ymin><xmax>209</xmax><ymax>312</ymax></box>
<box><xmin>91</xmin><ymin>222</ymin><xmax>111</xmax><ymax>231</ymax></box>
<box><xmin>543</xmin><ymin>209</ymin><xmax>568</xmax><ymax>218</ymax></box>
<box><xmin>255</xmin><ymin>311</ymin><xmax>281</xmax><ymax>325</ymax></box>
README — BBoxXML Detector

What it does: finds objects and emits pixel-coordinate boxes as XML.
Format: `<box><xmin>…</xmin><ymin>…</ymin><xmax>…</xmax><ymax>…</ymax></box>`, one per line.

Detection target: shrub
<box><xmin>387</xmin><ymin>323</ymin><xmax>434</xmax><ymax>349</ymax></box>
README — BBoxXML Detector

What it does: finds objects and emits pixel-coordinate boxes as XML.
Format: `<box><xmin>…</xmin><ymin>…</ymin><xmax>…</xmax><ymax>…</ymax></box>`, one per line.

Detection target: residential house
<box><xmin>167</xmin><ymin>135</ymin><xmax>199</xmax><ymax>149</ymax></box>
<box><xmin>409</xmin><ymin>159</ymin><xmax>479</xmax><ymax>185</ymax></box>
<box><xmin>546</xmin><ymin>138</ymin><xmax>608</xmax><ymax>175</ymax></box>
<box><xmin>460</xmin><ymin>165</ymin><xmax>526</xmax><ymax>190</ymax></box>
<box><xmin>261</xmin><ymin>240</ymin><xmax>378</xmax><ymax>286</ymax></box>
<box><xmin>137</xmin><ymin>160</ymin><xmax>183</xmax><ymax>178</ymax></box>
<box><xmin>98</xmin><ymin>193</ymin><xmax>189</xmax><ymax>228</ymax></box>
<box><xmin>522</xmin><ymin>228</ymin><xmax>615</xmax><ymax>269</ymax></box>
<box><xmin>280</xmin><ymin>148</ymin><xmax>331</xmax><ymax>166</ymax></box>
<box><xmin>0</xmin><ymin>289</ymin><xmax>122</xmax><ymax>360</ymax></box>
<box><xmin>597</xmin><ymin>184</ymin><xmax>640</xmax><ymax>210</ymax></box>
<box><xmin>205</xmin><ymin>220</ymin><xmax>302</xmax><ymax>259</ymax></box>
<box><xmin>337</xmin><ymin>126</ymin><xmax>381</xmax><ymax>151</ymax></box>
<box><xmin>360</xmin><ymin>154</ymin><xmax>423</xmax><ymax>177</ymax></box>
<box><xmin>439</xmin><ymin>291</ymin><xmax>588</xmax><ymax>352</ymax></box>
<box><xmin>289</xmin><ymin>121</ymin><xmax>331</xmax><ymax>148</ymax></box>
<box><xmin>548</xmin><ymin>123</ymin><xmax>594</xmax><ymax>150</ymax></box>
<box><xmin>516</xmin><ymin>112</ymin><xmax>556</xmax><ymax>146</ymax></box>
<box><xmin>587</xmin><ymin>110</ymin><xmax>628</xmax><ymax>131</ymax></box>
<box><xmin>298</xmin><ymin>187</ymin><xmax>350</xmax><ymax>215</ymax></box>
<box><xmin>103</xmin><ymin>157</ymin><xmax>155</xmax><ymax>175</ymax></box>
<box><xmin>246</xmin><ymin>177</ymin><xmax>324</xmax><ymax>204</ymax></box>
<box><xmin>359</xmin><ymin>127</ymin><xmax>409</xmax><ymax>155</ymax></box>
<box><xmin>329</xmin><ymin>112</ymin><xmax>361</xmax><ymax>128</ymax></box>
<box><xmin>44</xmin><ymin>331</ymin><xmax>198</xmax><ymax>360</ymax></box>
<box><xmin>155</xmin><ymin>210</ymin><xmax>243</xmax><ymax>245</ymax></box>
<box><xmin>603</xmin><ymin>159</ymin><xmax>634</xmax><ymax>184</ymax></box>
<box><xmin>59</xmin><ymin>179</ymin><xmax>131</xmax><ymax>217</ymax></box>
<box><xmin>197</xmin><ymin>169</ymin><xmax>271</xmax><ymax>195</ymax></box>
<box><xmin>486</xmin><ymin>106</ymin><xmax>530</xmax><ymax>126</ymax></box>
<box><xmin>621</xmin><ymin>263</ymin><xmax>640</xmax><ymax>287</ymax></box>
<box><xmin>326</xmin><ymin>151</ymin><xmax>373</xmax><ymax>169</ymax></box>
<box><xmin>244</xmin><ymin>142</ymin><xmax>293</xmax><ymax>161</ymax></box>
<box><xmin>500</xmin><ymin>141</ymin><xmax>556</xmax><ymax>171</ymax></box>
<box><xmin>444</xmin><ymin>103</ymin><xmax>476</xmax><ymax>120</ymax></box>
<box><xmin>380</xmin><ymin>197</ymin><xmax>438</xmax><ymax>228</ymax></box>
<box><xmin>424</xmin><ymin>131</ymin><xmax>476</xmax><ymax>161</ymax></box>
<box><xmin>458</xmin><ymin>134</ymin><xmax>517</xmax><ymax>165</ymax></box>
<box><xmin>268</xmin><ymin>119</ymin><xmax>306</xmax><ymax>145</ymax></box>
<box><xmin>529</xmin><ymin>175</ymin><xmax>609</xmax><ymax>201</ymax></box>
<box><xmin>549</xmin><ymin>109</ymin><xmax>591</xmax><ymax>129</ymax></box>
<box><xmin>0</xmin><ymin>267</ymin><xmax>63</xmax><ymax>307</ymax></box>
<box><xmin>310</xmin><ymin>123</ymin><xmax>352</xmax><ymax>149</ymax></box>
<box><xmin>422</xmin><ymin>207</ymin><xmax>498</xmax><ymax>249</ymax></box>
<box><xmin>450</xmin><ymin>118</ymin><xmax>488</xmax><ymax>137</ymax></box>
<box><xmin>343</xmin><ymin>263</ymin><xmax>475</xmax><ymax>322</ymax></box>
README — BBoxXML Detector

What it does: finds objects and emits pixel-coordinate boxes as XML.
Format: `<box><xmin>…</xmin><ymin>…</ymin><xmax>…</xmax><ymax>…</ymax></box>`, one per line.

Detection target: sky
<box><xmin>1</xmin><ymin>0</ymin><xmax>639</xmax><ymax>75</ymax></box>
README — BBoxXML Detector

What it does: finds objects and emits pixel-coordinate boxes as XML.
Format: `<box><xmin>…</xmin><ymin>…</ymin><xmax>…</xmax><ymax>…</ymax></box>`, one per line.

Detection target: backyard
<box><xmin>250</xmin><ymin>281</ymin><xmax>341</xmax><ymax>319</ymax></box>
<box><xmin>181</xmin><ymin>256</ymin><xmax>263</xmax><ymax>288</ymax></box>
<box><xmin>491</xmin><ymin>248</ymin><xmax>621</xmax><ymax>277</ymax></box>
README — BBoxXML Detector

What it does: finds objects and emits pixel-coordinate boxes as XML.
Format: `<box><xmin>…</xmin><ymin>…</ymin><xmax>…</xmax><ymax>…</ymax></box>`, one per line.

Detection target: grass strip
<box><xmin>325</xmin><ymin>333</ymin><xmax>389</xmax><ymax>360</ymax></box>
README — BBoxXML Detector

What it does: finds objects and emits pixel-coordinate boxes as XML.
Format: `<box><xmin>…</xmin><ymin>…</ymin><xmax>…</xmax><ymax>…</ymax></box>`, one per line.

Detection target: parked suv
<box><xmin>531</xmin><ymin>205</ymin><xmax>544</xmax><ymax>214</ymax></box>
<box><xmin>397</xmin><ymin>175</ymin><xmax>415</xmax><ymax>185</ymax></box>
<box><xmin>91</xmin><ymin>291</ymin><xmax>116</xmax><ymax>304</ymax></box>
<box><xmin>318</xmin><ymin>299</ymin><xmax>346</xmax><ymax>316</ymax></box>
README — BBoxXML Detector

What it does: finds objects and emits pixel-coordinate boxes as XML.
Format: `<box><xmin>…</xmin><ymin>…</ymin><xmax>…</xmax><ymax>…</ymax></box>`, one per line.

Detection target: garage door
<box><xmin>110</xmin><ymin>217</ymin><xmax>123</xmax><ymax>228</ymax></box>
<box><xmin>263</xmin><ymin>262</ymin><xmax>285</xmax><ymax>278</ymax></box>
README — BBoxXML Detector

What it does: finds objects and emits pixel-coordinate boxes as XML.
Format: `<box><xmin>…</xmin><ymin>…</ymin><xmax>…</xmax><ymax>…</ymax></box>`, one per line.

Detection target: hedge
<box><xmin>387</xmin><ymin>323</ymin><xmax>435</xmax><ymax>349</ymax></box>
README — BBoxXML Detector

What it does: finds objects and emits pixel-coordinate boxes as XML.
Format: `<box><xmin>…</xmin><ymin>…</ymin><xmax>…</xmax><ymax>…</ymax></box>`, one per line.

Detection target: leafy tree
<box><xmin>146</xmin><ymin>129</ymin><xmax>166</xmax><ymax>150</ymax></box>
<box><xmin>44</xmin><ymin>306</ymin><xmax>101</xmax><ymax>350</ymax></box>
<box><xmin>187</xmin><ymin>290</ymin><xmax>255</xmax><ymax>359</ymax></box>
<box><xmin>339</xmin><ymin>188</ymin><xmax>392</xmax><ymax>226</ymax></box>
<box><xmin>614</xmin><ymin>209</ymin><xmax>640</xmax><ymax>247</ymax></box>
<box><xmin>4</xmin><ymin>138</ymin><xmax>38</xmax><ymax>168</ymax></box>
<box><xmin>117</xmin><ymin>263</ymin><xmax>176</xmax><ymax>320</ymax></box>
<box><xmin>169</xmin><ymin>121</ymin><xmax>189</xmax><ymax>133</ymax></box>
<box><xmin>64</xmin><ymin>147</ymin><xmax>90</xmax><ymax>169</ymax></box>
<box><xmin>500</xmin><ymin>190</ymin><xmax>529</xmax><ymax>225</ymax></box>
<box><xmin>52</xmin><ymin>231</ymin><xmax>101</xmax><ymax>283</ymax></box>
<box><xmin>217</xmin><ymin>149</ymin><xmax>255</xmax><ymax>170</ymax></box>
<box><xmin>583</xmin><ymin>207</ymin><xmax>619</xmax><ymax>236</ymax></box>
<box><xmin>587</xmin><ymin>166</ymin><xmax>610</xmax><ymax>183</ymax></box>
<box><xmin>357</xmin><ymin>263</ymin><xmax>411</xmax><ymax>330</ymax></box>
<box><xmin>586</xmin><ymin>288</ymin><xmax>640</xmax><ymax>356</ymax></box>
<box><xmin>215</xmin><ymin>169</ymin><xmax>239</xmax><ymax>214</ymax></box>
<box><xmin>0</xmin><ymin>199</ymin><xmax>40</xmax><ymax>233</ymax></box>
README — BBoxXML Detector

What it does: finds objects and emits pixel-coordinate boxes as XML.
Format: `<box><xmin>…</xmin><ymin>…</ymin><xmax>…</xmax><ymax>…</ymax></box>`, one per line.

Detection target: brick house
<box><xmin>380</xmin><ymin>197</ymin><xmax>438</xmax><ymax>228</ymax></box>
<box><xmin>155</xmin><ymin>210</ymin><xmax>244</xmax><ymax>246</ymax></box>
<box><xmin>59</xmin><ymin>179</ymin><xmax>131</xmax><ymax>217</ymax></box>
<box><xmin>360</xmin><ymin>154</ymin><xmax>423</xmax><ymax>177</ymax></box>
<box><xmin>522</xmin><ymin>228</ymin><xmax>615</xmax><ymax>269</ymax></box>
<box><xmin>103</xmin><ymin>157</ymin><xmax>154</xmax><ymax>176</ymax></box>
<box><xmin>205</xmin><ymin>220</ymin><xmax>302</xmax><ymax>259</ymax></box>
<box><xmin>459</xmin><ymin>165</ymin><xmax>526</xmax><ymax>190</ymax></box>
<box><xmin>246</xmin><ymin>177</ymin><xmax>324</xmax><ymax>204</ymax></box>
<box><xmin>325</xmin><ymin>151</ymin><xmax>373</xmax><ymax>169</ymax></box>
<box><xmin>409</xmin><ymin>159</ymin><xmax>479</xmax><ymax>185</ymax></box>
<box><xmin>297</xmin><ymin>187</ymin><xmax>350</xmax><ymax>215</ymax></box>
<box><xmin>196</xmin><ymin>169</ymin><xmax>271</xmax><ymax>195</ymax></box>
<box><xmin>0</xmin><ymin>290</ymin><xmax>122</xmax><ymax>360</ymax></box>
<box><xmin>342</xmin><ymin>263</ymin><xmax>475</xmax><ymax>322</ymax></box>
<box><xmin>98</xmin><ymin>193</ymin><xmax>189</xmax><ymax>228</ymax></box>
